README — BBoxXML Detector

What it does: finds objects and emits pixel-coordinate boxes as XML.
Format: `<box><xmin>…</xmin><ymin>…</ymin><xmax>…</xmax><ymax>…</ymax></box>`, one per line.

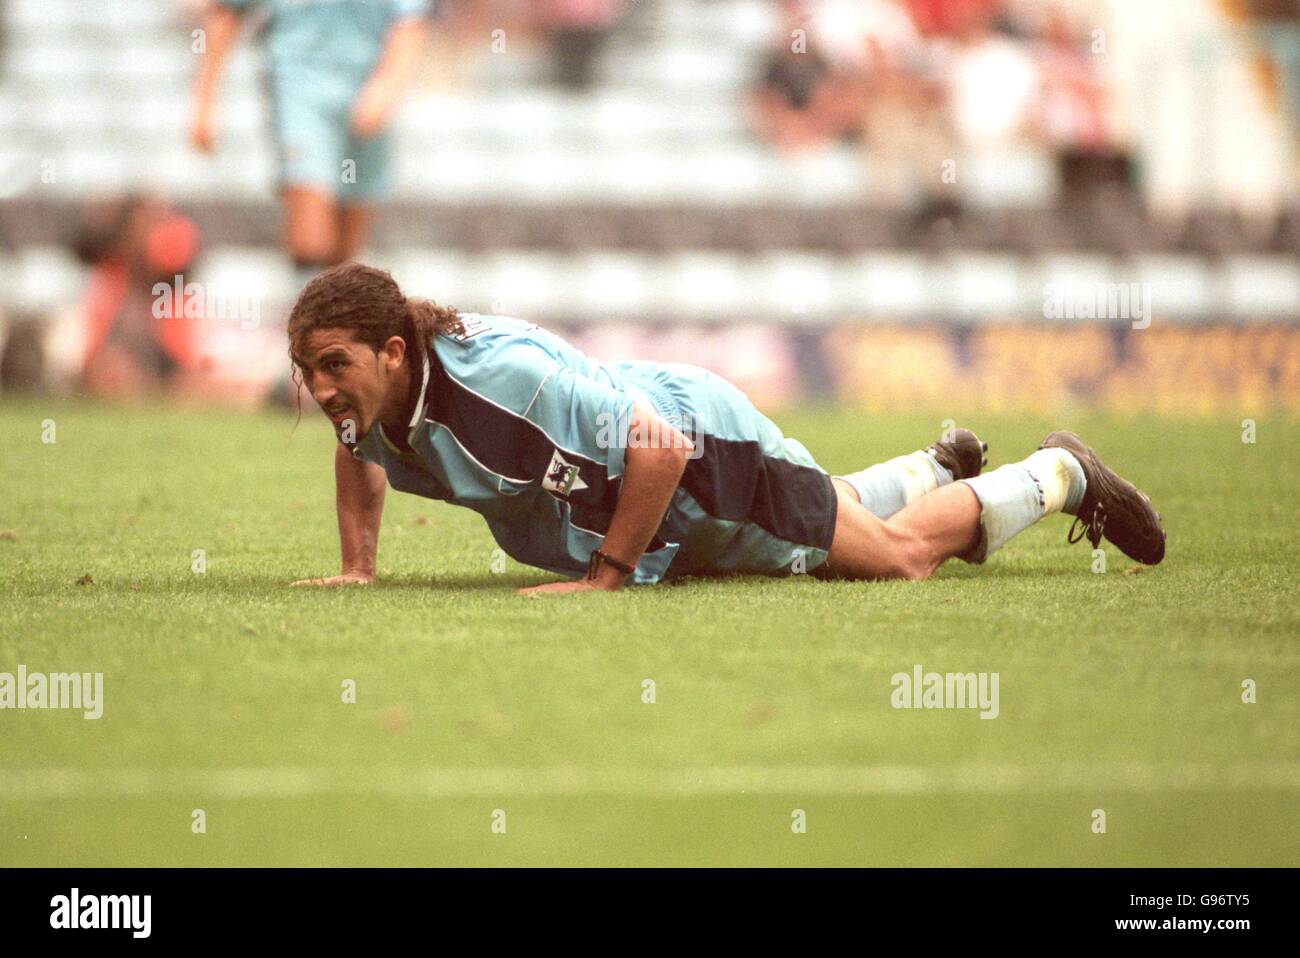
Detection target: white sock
<box><xmin>838</xmin><ymin>450</ymin><xmax>952</xmax><ymax>519</ymax></box>
<box><xmin>959</xmin><ymin>448</ymin><xmax>1085</xmax><ymax>562</ymax></box>
<box><xmin>1022</xmin><ymin>448</ymin><xmax>1085</xmax><ymax>515</ymax></box>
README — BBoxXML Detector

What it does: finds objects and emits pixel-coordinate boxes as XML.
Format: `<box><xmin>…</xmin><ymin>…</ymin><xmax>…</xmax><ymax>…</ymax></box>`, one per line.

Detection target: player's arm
<box><xmin>519</xmin><ymin>402</ymin><xmax>692</xmax><ymax>596</ymax></box>
<box><xmin>292</xmin><ymin>443</ymin><xmax>387</xmax><ymax>586</ymax></box>
<box><xmin>350</xmin><ymin>15</ymin><xmax>429</xmax><ymax>137</ymax></box>
<box><xmin>189</xmin><ymin>3</ymin><xmax>244</xmax><ymax>153</ymax></box>
<box><xmin>593</xmin><ymin>402</ymin><xmax>693</xmax><ymax>588</ymax></box>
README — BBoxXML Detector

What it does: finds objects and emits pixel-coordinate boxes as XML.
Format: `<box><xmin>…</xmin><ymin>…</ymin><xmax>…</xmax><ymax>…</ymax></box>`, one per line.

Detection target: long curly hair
<box><xmin>287</xmin><ymin>261</ymin><xmax>462</xmax><ymax>414</ymax></box>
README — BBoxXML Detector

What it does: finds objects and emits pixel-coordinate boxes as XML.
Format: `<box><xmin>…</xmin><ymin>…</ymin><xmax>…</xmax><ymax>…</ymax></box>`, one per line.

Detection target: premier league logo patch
<box><xmin>542</xmin><ymin>449</ymin><xmax>588</xmax><ymax>499</ymax></box>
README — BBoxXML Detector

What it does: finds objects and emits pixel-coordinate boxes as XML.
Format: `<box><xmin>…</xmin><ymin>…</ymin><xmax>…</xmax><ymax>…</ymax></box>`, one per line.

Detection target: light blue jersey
<box><xmin>350</xmin><ymin>315</ymin><xmax>840</xmax><ymax>584</ymax></box>
<box><xmin>220</xmin><ymin>0</ymin><xmax>429</xmax><ymax>90</ymax></box>
<box><xmin>219</xmin><ymin>0</ymin><xmax>430</xmax><ymax>198</ymax></box>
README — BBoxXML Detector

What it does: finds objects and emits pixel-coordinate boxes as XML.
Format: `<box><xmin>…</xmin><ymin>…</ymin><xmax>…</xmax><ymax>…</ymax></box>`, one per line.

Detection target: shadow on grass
<box><xmin>930</xmin><ymin>565</ymin><xmax>1091</xmax><ymax>581</ymax></box>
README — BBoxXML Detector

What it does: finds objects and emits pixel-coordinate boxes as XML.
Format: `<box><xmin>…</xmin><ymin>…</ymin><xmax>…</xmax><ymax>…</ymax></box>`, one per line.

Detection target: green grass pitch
<box><xmin>1</xmin><ymin>399</ymin><xmax>1296</xmax><ymax>866</ymax></box>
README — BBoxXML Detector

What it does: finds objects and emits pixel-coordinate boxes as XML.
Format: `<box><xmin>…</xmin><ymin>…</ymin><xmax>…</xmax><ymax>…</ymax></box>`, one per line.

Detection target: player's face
<box><xmin>296</xmin><ymin>328</ymin><xmax>405</xmax><ymax>441</ymax></box>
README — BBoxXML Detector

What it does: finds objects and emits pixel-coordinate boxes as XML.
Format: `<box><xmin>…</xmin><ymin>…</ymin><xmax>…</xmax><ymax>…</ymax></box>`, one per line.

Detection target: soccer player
<box><xmin>288</xmin><ymin>263</ymin><xmax>1165</xmax><ymax>595</ymax></box>
<box><xmin>190</xmin><ymin>0</ymin><xmax>429</xmax><ymax>281</ymax></box>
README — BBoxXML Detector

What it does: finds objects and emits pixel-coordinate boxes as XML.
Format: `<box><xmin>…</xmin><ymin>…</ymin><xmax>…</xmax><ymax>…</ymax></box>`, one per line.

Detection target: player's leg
<box><xmin>953</xmin><ymin>434</ymin><xmax>1164</xmax><ymax>566</ymax></box>
<box><xmin>822</xmin><ymin>444</ymin><xmax>1085</xmax><ymax>580</ymax></box>
<box><xmin>834</xmin><ymin>427</ymin><xmax>987</xmax><ymax>519</ymax></box>
<box><xmin>818</xmin><ymin>433</ymin><xmax>1165</xmax><ymax>580</ymax></box>
<box><xmin>653</xmin><ymin>370</ymin><xmax>984</xmax><ymax>579</ymax></box>
<box><xmin>817</xmin><ymin>479</ymin><xmax>981</xmax><ymax>580</ymax></box>
<box><xmin>643</xmin><ymin>364</ymin><xmax>842</xmax><ymax>579</ymax></box>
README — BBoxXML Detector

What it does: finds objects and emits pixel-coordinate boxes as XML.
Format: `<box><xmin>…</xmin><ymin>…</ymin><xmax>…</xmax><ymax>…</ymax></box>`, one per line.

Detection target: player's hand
<box><xmin>290</xmin><ymin>571</ymin><xmax>375</xmax><ymax>587</ymax></box>
<box><xmin>350</xmin><ymin>81</ymin><xmax>395</xmax><ymax>138</ymax></box>
<box><xmin>516</xmin><ymin>579</ymin><xmax>618</xmax><ymax>597</ymax></box>
<box><xmin>189</xmin><ymin>110</ymin><xmax>216</xmax><ymax>153</ymax></box>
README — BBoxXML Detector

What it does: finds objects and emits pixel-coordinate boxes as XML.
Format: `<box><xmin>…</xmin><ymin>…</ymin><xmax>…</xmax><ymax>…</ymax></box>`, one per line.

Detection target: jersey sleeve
<box><xmin>523</xmin><ymin>355</ymin><xmax>637</xmax><ymax>483</ymax></box>
<box><xmin>440</xmin><ymin>331</ymin><xmax>637</xmax><ymax>484</ymax></box>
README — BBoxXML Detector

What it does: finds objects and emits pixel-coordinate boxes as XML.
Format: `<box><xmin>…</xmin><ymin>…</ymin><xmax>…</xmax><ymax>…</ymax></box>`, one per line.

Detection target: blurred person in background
<box><xmin>818</xmin><ymin>0</ymin><xmax>949</xmax><ymax>211</ymax></box>
<box><xmin>791</xmin><ymin>0</ymin><xmax>968</xmax><ymax>219</ymax></box>
<box><xmin>534</xmin><ymin>0</ymin><xmax>624</xmax><ymax>91</ymax></box>
<box><xmin>1250</xmin><ymin>0</ymin><xmax>1300</xmax><ymax>122</ymax></box>
<box><xmin>1023</xmin><ymin>3</ymin><xmax>1134</xmax><ymax>226</ymax></box>
<box><xmin>189</xmin><ymin>0</ymin><xmax>430</xmax><ymax>286</ymax></box>
<box><xmin>70</xmin><ymin>195</ymin><xmax>203</xmax><ymax>398</ymax></box>
<box><xmin>1028</xmin><ymin>5</ymin><xmax>1110</xmax><ymax>158</ymax></box>
<box><xmin>942</xmin><ymin>2</ymin><xmax>1038</xmax><ymax>154</ymax></box>
<box><xmin>750</xmin><ymin>0</ymin><xmax>864</xmax><ymax>152</ymax></box>
<box><xmin>412</xmin><ymin>0</ymin><xmax>532</xmax><ymax>85</ymax></box>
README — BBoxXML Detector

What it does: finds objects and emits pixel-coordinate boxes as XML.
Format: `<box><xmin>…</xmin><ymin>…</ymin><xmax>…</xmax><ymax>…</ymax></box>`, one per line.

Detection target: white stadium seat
<box><xmin>752</xmin><ymin>252</ymin><xmax>840</xmax><ymax>324</ymax></box>
<box><xmin>1131</xmin><ymin>255</ymin><xmax>1213</xmax><ymax>318</ymax></box>
<box><xmin>195</xmin><ymin>247</ymin><xmax>297</xmax><ymax>318</ymax></box>
<box><xmin>1224</xmin><ymin>256</ymin><xmax>1300</xmax><ymax>318</ymax></box>
<box><xmin>940</xmin><ymin>253</ymin><xmax>1030</xmax><ymax>318</ymax></box>
<box><xmin>838</xmin><ymin>252</ymin><xmax>933</xmax><ymax>318</ymax></box>
<box><xmin>11</xmin><ymin>247</ymin><xmax>87</xmax><ymax>313</ymax></box>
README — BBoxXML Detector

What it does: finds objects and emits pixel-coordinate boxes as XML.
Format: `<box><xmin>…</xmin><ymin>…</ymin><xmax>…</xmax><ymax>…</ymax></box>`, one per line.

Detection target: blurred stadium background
<box><xmin>0</xmin><ymin>0</ymin><xmax>1296</xmax><ymax>414</ymax></box>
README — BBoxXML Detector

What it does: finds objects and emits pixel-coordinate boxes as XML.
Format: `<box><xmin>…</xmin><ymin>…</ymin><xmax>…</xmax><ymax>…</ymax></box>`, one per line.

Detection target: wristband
<box><xmin>587</xmin><ymin>549</ymin><xmax>636</xmax><ymax>580</ymax></box>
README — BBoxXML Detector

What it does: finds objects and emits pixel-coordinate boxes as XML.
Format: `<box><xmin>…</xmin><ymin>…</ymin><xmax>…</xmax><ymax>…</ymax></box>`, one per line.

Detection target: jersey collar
<box><xmin>407</xmin><ymin>344</ymin><xmax>431</xmax><ymax>437</ymax></box>
<box><xmin>376</xmin><ymin>345</ymin><xmax>432</xmax><ymax>456</ymax></box>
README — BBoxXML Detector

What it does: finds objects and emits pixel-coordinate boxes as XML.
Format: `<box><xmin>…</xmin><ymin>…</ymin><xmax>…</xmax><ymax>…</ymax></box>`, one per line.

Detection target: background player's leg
<box><xmin>335</xmin><ymin>125</ymin><xmax>388</xmax><ymax>262</ymax></box>
<box><xmin>272</xmin><ymin>80</ymin><xmax>349</xmax><ymax>282</ymax></box>
<box><xmin>338</xmin><ymin>204</ymin><xmax>375</xmax><ymax>261</ymax></box>
<box><xmin>282</xmin><ymin>186</ymin><xmax>343</xmax><ymax>280</ymax></box>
